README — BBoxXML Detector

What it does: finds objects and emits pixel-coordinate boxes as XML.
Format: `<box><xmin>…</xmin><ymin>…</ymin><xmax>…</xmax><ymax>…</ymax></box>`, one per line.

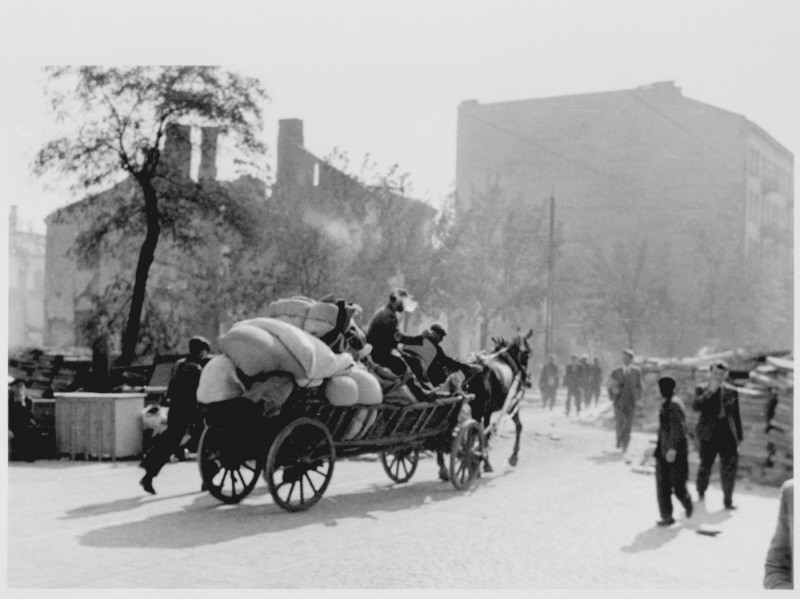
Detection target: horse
<box><xmin>436</xmin><ymin>329</ymin><xmax>532</xmax><ymax>480</ymax></box>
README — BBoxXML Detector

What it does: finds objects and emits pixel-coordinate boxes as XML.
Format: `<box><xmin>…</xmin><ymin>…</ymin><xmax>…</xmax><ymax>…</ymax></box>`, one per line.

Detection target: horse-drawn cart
<box><xmin>198</xmin><ymin>384</ymin><xmax>485</xmax><ymax>512</ymax></box>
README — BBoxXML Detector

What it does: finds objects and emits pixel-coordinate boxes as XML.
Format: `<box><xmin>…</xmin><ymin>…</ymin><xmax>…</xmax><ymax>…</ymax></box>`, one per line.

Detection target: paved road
<box><xmin>7</xmin><ymin>391</ymin><xmax>783</xmax><ymax>588</ymax></box>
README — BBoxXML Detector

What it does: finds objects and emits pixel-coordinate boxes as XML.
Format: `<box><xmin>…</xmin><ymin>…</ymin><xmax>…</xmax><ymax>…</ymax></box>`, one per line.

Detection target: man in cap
<box><xmin>654</xmin><ymin>376</ymin><xmax>693</xmax><ymax>526</ymax></box>
<box><xmin>402</xmin><ymin>323</ymin><xmax>480</xmax><ymax>388</ymax></box>
<box><xmin>606</xmin><ymin>348</ymin><xmax>643</xmax><ymax>457</ymax></box>
<box><xmin>140</xmin><ymin>335</ymin><xmax>211</xmax><ymax>494</ymax></box>
<box><xmin>8</xmin><ymin>378</ymin><xmax>37</xmax><ymax>462</ymax></box>
<box><xmin>692</xmin><ymin>360</ymin><xmax>743</xmax><ymax>509</ymax></box>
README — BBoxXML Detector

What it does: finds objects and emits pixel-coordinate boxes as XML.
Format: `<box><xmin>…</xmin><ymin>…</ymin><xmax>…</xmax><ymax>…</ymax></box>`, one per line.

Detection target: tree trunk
<box><xmin>118</xmin><ymin>178</ymin><xmax>161</xmax><ymax>365</ymax></box>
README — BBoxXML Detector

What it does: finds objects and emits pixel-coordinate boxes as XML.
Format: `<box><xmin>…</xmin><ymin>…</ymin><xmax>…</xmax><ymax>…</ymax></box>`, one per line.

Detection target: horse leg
<box><xmin>436</xmin><ymin>451</ymin><xmax>449</xmax><ymax>482</ymax></box>
<box><xmin>508</xmin><ymin>411</ymin><xmax>523</xmax><ymax>467</ymax></box>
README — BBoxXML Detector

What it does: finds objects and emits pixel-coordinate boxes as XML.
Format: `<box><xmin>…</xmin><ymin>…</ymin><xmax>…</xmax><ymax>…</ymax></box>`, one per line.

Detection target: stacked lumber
<box><xmin>8</xmin><ymin>349</ymin><xmax>92</xmax><ymax>398</ymax></box>
<box><xmin>755</xmin><ymin>356</ymin><xmax>793</xmax><ymax>485</ymax></box>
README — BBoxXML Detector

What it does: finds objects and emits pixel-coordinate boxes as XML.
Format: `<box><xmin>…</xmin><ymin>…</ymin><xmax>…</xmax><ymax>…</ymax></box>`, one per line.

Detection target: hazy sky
<box><xmin>1</xmin><ymin>0</ymin><xmax>798</xmax><ymax>234</ymax></box>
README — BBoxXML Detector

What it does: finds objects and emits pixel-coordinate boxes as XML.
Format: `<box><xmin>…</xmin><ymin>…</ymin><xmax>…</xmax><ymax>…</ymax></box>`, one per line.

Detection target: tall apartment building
<box><xmin>8</xmin><ymin>206</ymin><xmax>46</xmax><ymax>350</ymax></box>
<box><xmin>456</xmin><ymin>82</ymin><xmax>793</xmax><ymax>354</ymax></box>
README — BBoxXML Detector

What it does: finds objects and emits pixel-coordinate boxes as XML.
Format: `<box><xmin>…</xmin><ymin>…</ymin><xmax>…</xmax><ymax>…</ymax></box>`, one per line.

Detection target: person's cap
<box><xmin>430</xmin><ymin>323</ymin><xmax>447</xmax><ymax>337</ymax></box>
<box><xmin>189</xmin><ymin>336</ymin><xmax>211</xmax><ymax>352</ymax></box>
<box><xmin>9</xmin><ymin>377</ymin><xmax>29</xmax><ymax>387</ymax></box>
<box><xmin>622</xmin><ymin>348</ymin><xmax>635</xmax><ymax>357</ymax></box>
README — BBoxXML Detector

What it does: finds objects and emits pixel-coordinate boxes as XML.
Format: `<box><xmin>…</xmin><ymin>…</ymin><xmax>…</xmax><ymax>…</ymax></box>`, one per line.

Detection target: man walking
<box><xmin>538</xmin><ymin>354</ymin><xmax>560</xmax><ymax>410</ymax></box>
<box><xmin>692</xmin><ymin>360</ymin><xmax>743</xmax><ymax>510</ymax></box>
<box><xmin>654</xmin><ymin>376</ymin><xmax>693</xmax><ymax>526</ymax></box>
<box><xmin>139</xmin><ymin>335</ymin><xmax>211</xmax><ymax>495</ymax></box>
<box><xmin>607</xmin><ymin>348</ymin><xmax>643</xmax><ymax>455</ymax></box>
<box><xmin>564</xmin><ymin>354</ymin><xmax>583</xmax><ymax>416</ymax></box>
<box><xmin>590</xmin><ymin>357</ymin><xmax>603</xmax><ymax>406</ymax></box>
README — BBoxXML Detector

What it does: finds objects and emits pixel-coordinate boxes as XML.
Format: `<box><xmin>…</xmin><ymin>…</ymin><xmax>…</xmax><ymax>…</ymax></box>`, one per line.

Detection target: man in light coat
<box><xmin>606</xmin><ymin>348</ymin><xmax>643</xmax><ymax>455</ymax></box>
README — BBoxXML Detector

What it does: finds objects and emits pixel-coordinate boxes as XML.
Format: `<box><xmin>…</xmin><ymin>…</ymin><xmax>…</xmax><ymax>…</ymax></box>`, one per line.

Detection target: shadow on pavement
<box><xmin>586</xmin><ymin>452</ymin><xmax>624</xmax><ymax>464</ymax></box>
<box><xmin>620</xmin><ymin>524</ymin><xmax>682</xmax><ymax>552</ymax></box>
<box><xmin>77</xmin><ymin>477</ymin><xmax>484</xmax><ymax>549</ymax></box>
<box><xmin>61</xmin><ymin>491</ymin><xmax>202</xmax><ymax>519</ymax></box>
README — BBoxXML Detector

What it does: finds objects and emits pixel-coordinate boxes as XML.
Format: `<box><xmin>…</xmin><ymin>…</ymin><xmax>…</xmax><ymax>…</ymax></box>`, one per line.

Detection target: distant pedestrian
<box><xmin>764</xmin><ymin>478</ymin><xmax>793</xmax><ymax>589</ymax></box>
<box><xmin>606</xmin><ymin>348</ymin><xmax>643</xmax><ymax>456</ymax></box>
<box><xmin>564</xmin><ymin>355</ymin><xmax>583</xmax><ymax>416</ymax></box>
<box><xmin>590</xmin><ymin>357</ymin><xmax>603</xmax><ymax>406</ymax></box>
<box><xmin>8</xmin><ymin>378</ymin><xmax>37</xmax><ymax>462</ymax></box>
<box><xmin>580</xmin><ymin>354</ymin><xmax>592</xmax><ymax>408</ymax></box>
<box><xmin>692</xmin><ymin>360</ymin><xmax>743</xmax><ymax>510</ymax></box>
<box><xmin>538</xmin><ymin>355</ymin><xmax>560</xmax><ymax>410</ymax></box>
<box><xmin>654</xmin><ymin>376</ymin><xmax>693</xmax><ymax>526</ymax></box>
<box><xmin>139</xmin><ymin>335</ymin><xmax>211</xmax><ymax>495</ymax></box>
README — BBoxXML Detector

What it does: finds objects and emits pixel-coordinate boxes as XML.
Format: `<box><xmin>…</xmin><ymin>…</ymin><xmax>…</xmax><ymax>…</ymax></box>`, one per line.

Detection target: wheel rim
<box><xmin>199</xmin><ymin>426</ymin><xmax>262</xmax><ymax>504</ymax></box>
<box><xmin>266</xmin><ymin>418</ymin><xmax>335</xmax><ymax>512</ymax></box>
<box><xmin>450</xmin><ymin>421</ymin><xmax>484</xmax><ymax>490</ymax></box>
<box><xmin>380</xmin><ymin>447</ymin><xmax>420</xmax><ymax>483</ymax></box>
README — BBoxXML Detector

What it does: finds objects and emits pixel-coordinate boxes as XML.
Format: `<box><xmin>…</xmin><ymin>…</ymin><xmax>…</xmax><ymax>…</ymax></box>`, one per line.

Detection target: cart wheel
<box><xmin>265</xmin><ymin>417</ymin><xmax>335</xmax><ymax>512</ymax></box>
<box><xmin>380</xmin><ymin>447</ymin><xmax>420</xmax><ymax>483</ymax></box>
<box><xmin>449</xmin><ymin>420</ymin><xmax>485</xmax><ymax>490</ymax></box>
<box><xmin>198</xmin><ymin>426</ymin><xmax>262</xmax><ymax>504</ymax></box>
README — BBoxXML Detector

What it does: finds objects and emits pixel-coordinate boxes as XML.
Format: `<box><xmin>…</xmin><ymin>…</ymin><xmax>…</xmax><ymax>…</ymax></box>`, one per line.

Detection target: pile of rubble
<box><xmin>634</xmin><ymin>350</ymin><xmax>792</xmax><ymax>486</ymax></box>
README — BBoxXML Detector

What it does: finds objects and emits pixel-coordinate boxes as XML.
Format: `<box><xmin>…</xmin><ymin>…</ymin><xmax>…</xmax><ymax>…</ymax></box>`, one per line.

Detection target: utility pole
<box><xmin>544</xmin><ymin>191</ymin><xmax>555</xmax><ymax>359</ymax></box>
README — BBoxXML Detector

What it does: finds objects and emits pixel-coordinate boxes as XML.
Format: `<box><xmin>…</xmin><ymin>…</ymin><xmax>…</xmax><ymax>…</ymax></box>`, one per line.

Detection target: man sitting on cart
<box><xmin>402</xmin><ymin>324</ymin><xmax>481</xmax><ymax>390</ymax></box>
<box><xmin>366</xmin><ymin>288</ymin><xmax>434</xmax><ymax>400</ymax></box>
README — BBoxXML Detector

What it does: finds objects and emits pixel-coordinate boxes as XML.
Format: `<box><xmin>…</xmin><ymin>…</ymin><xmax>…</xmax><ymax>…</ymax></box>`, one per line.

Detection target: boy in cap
<box><xmin>655</xmin><ymin>376</ymin><xmax>693</xmax><ymax>526</ymax></box>
<box><xmin>140</xmin><ymin>335</ymin><xmax>211</xmax><ymax>494</ymax></box>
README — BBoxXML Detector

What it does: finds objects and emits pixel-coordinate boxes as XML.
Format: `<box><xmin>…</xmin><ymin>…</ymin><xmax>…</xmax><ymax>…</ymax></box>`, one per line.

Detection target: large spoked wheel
<box><xmin>198</xmin><ymin>426</ymin><xmax>262</xmax><ymax>504</ymax></box>
<box><xmin>449</xmin><ymin>420</ymin><xmax>485</xmax><ymax>490</ymax></box>
<box><xmin>265</xmin><ymin>417</ymin><xmax>335</xmax><ymax>512</ymax></box>
<box><xmin>380</xmin><ymin>447</ymin><xmax>420</xmax><ymax>483</ymax></box>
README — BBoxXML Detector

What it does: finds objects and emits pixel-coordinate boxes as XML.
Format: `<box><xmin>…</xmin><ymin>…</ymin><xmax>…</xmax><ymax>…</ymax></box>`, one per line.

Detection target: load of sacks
<box><xmin>197</xmin><ymin>312</ymin><xmax>385</xmax><ymax>431</ymax></box>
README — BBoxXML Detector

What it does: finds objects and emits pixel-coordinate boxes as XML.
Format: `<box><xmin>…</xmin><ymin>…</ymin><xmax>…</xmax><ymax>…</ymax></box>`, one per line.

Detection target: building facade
<box><xmin>44</xmin><ymin>124</ymin><xmax>235</xmax><ymax>353</ymax></box>
<box><xmin>456</xmin><ymin>81</ymin><xmax>793</xmax><ymax>355</ymax></box>
<box><xmin>8</xmin><ymin>206</ymin><xmax>46</xmax><ymax>350</ymax></box>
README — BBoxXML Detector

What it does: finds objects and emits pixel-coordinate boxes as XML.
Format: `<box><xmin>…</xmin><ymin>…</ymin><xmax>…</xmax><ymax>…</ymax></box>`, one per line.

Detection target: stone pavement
<box><xmin>5</xmin><ymin>390</ymin><xmax>785</xmax><ymax>589</ymax></box>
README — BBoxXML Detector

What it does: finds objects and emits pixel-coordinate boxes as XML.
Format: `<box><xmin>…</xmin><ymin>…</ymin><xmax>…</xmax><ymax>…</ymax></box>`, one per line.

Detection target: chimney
<box><xmin>276</xmin><ymin>119</ymin><xmax>304</xmax><ymax>190</ymax></box>
<box><xmin>199</xmin><ymin>127</ymin><xmax>218</xmax><ymax>181</ymax></box>
<box><xmin>279</xmin><ymin>119</ymin><xmax>304</xmax><ymax>147</ymax></box>
<box><xmin>161</xmin><ymin>123</ymin><xmax>192</xmax><ymax>179</ymax></box>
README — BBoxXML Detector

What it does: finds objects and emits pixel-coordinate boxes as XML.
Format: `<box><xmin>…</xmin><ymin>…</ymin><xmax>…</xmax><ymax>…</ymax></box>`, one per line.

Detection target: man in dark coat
<box><xmin>366</xmin><ymin>289</ymin><xmax>433</xmax><ymax>401</ymax></box>
<box><xmin>538</xmin><ymin>355</ymin><xmax>559</xmax><ymax>410</ymax></box>
<box><xmin>8</xmin><ymin>378</ymin><xmax>37</xmax><ymax>462</ymax></box>
<box><xmin>563</xmin><ymin>354</ymin><xmax>583</xmax><ymax>416</ymax></box>
<box><xmin>654</xmin><ymin>376</ymin><xmax>693</xmax><ymax>526</ymax></box>
<box><xmin>607</xmin><ymin>348</ymin><xmax>643</xmax><ymax>455</ymax></box>
<box><xmin>139</xmin><ymin>336</ymin><xmax>211</xmax><ymax>495</ymax></box>
<box><xmin>692</xmin><ymin>359</ymin><xmax>743</xmax><ymax>510</ymax></box>
<box><xmin>402</xmin><ymin>324</ymin><xmax>479</xmax><ymax>388</ymax></box>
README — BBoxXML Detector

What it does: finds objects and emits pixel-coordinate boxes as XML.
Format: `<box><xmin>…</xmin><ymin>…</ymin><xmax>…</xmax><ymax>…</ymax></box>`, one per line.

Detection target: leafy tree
<box><xmin>34</xmin><ymin>67</ymin><xmax>267</xmax><ymax>364</ymax></box>
<box><xmin>438</xmin><ymin>183</ymin><xmax>551</xmax><ymax>348</ymax></box>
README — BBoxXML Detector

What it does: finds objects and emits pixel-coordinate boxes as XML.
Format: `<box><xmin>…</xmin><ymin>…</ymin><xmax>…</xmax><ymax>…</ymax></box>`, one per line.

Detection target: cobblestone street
<box><xmin>7</xmin><ymin>391</ymin><xmax>783</xmax><ymax>589</ymax></box>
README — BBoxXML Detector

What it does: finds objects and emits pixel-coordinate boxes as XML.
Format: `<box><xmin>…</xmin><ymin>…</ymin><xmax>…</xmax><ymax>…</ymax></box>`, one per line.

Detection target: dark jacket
<box><xmin>564</xmin><ymin>363</ymin><xmax>583</xmax><ymax>390</ymax></box>
<box><xmin>8</xmin><ymin>395</ymin><xmax>36</xmax><ymax>433</ymax></box>
<box><xmin>366</xmin><ymin>305</ymin><xmax>421</xmax><ymax>353</ymax></box>
<box><xmin>691</xmin><ymin>383</ymin><xmax>743</xmax><ymax>443</ymax></box>
<box><xmin>164</xmin><ymin>357</ymin><xmax>207</xmax><ymax>424</ymax></box>
<box><xmin>655</xmin><ymin>397</ymin><xmax>688</xmax><ymax>459</ymax></box>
